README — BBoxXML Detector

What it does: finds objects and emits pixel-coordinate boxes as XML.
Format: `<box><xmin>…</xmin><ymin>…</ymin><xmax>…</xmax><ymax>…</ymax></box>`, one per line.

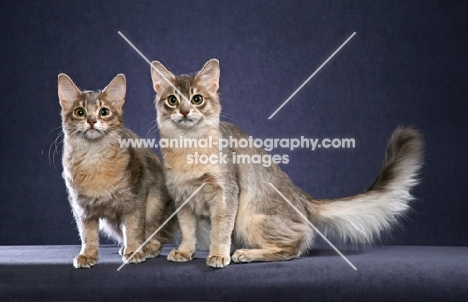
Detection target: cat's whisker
<box><xmin>52</xmin><ymin>134</ymin><xmax>65</xmax><ymax>171</ymax></box>
<box><xmin>220</xmin><ymin>116</ymin><xmax>233</xmax><ymax>122</ymax></box>
<box><xmin>218</xmin><ymin>122</ymin><xmax>233</xmax><ymax>139</ymax></box>
<box><xmin>53</xmin><ymin>132</ymin><xmax>64</xmax><ymax>156</ymax></box>
<box><xmin>145</xmin><ymin>124</ymin><xmax>158</xmax><ymax>138</ymax></box>
<box><xmin>68</xmin><ymin>129</ymin><xmax>86</xmax><ymax>152</ymax></box>
<box><xmin>105</xmin><ymin>127</ymin><xmax>120</xmax><ymax>136</ymax></box>
<box><xmin>220</xmin><ymin>110</ymin><xmax>233</xmax><ymax>117</ymax></box>
<box><xmin>201</xmin><ymin>120</ymin><xmax>232</xmax><ymax>153</ymax></box>
<box><xmin>42</xmin><ymin>125</ymin><xmax>63</xmax><ymax>155</ymax></box>
<box><xmin>107</xmin><ymin>129</ymin><xmax>129</xmax><ymax>142</ymax></box>
<box><xmin>143</xmin><ymin>119</ymin><xmax>159</xmax><ymax>137</ymax></box>
<box><xmin>220</xmin><ymin>111</ymin><xmax>234</xmax><ymax>121</ymax></box>
<box><xmin>48</xmin><ymin>131</ymin><xmax>64</xmax><ymax>168</ymax></box>
<box><xmin>104</xmin><ymin>129</ymin><xmax>118</xmax><ymax>138</ymax></box>
<box><xmin>118</xmin><ymin>128</ymin><xmax>134</xmax><ymax>138</ymax></box>
<box><xmin>57</xmin><ymin>137</ymin><xmax>65</xmax><ymax>148</ymax></box>
<box><xmin>143</xmin><ymin>119</ymin><xmax>157</xmax><ymax>130</ymax></box>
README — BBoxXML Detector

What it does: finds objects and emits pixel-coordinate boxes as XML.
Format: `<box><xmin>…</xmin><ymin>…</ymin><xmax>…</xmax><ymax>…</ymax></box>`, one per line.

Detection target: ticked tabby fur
<box><xmin>58</xmin><ymin>73</ymin><xmax>175</xmax><ymax>268</ymax></box>
<box><xmin>150</xmin><ymin>59</ymin><xmax>423</xmax><ymax>268</ymax></box>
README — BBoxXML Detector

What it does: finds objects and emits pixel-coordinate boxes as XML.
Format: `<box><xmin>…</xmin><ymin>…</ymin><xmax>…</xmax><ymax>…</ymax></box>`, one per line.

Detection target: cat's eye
<box><xmin>100</xmin><ymin>108</ymin><xmax>110</xmax><ymax>116</ymax></box>
<box><xmin>191</xmin><ymin>94</ymin><xmax>204</xmax><ymax>105</ymax></box>
<box><xmin>74</xmin><ymin>108</ymin><xmax>86</xmax><ymax>117</ymax></box>
<box><xmin>167</xmin><ymin>95</ymin><xmax>178</xmax><ymax>106</ymax></box>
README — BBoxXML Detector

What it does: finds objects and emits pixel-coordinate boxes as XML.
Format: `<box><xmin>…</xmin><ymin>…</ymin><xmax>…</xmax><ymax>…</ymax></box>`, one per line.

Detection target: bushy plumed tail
<box><xmin>316</xmin><ymin>127</ymin><xmax>424</xmax><ymax>244</ymax></box>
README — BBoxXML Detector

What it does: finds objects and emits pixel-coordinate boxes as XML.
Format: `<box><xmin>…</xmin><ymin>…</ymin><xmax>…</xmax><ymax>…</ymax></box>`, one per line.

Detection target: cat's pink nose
<box><xmin>180</xmin><ymin>109</ymin><xmax>190</xmax><ymax>117</ymax></box>
<box><xmin>87</xmin><ymin>118</ymin><xmax>96</xmax><ymax>128</ymax></box>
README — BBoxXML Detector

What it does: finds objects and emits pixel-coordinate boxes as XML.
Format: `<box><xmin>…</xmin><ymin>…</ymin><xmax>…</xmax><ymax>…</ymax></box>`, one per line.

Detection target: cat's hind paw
<box><xmin>231</xmin><ymin>249</ymin><xmax>253</xmax><ymax>263</ymax></box>
<box><xmin>206</xmin><ymin>254</ymin><xmax>231</xmax><ymax>268</ymax></box>
<box><xmin>144</xmin><ymin>242</ymin><xmax>162</xmax><ymax>258</ymax></box>
<box><xmin>167</xmin><ymin>249</ymin><xmax>194</xmax><ymax>262</ymax></box>
<box><xmin>73</xmin><ymin>254</ymin><xmax>97</xmax><ymax>269</ymax></box>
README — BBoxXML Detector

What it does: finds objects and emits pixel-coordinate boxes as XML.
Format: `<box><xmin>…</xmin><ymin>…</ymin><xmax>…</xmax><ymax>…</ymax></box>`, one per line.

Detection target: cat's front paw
<box><xmin>232</xmin><ymin>249</ymin><xmax>253</xmax><ymax>263</ymax></box>
<box><xmin>206</xmin><ymin>254</ymin><xmax>231</xmax><ymax>268</ymax></box>
<box><xmin>122</xmin><ymin>249</ymin><xmax>146</xmax><ymax>264</ymax></box>
<box><xmin>73</xmin><ymin>254</ymin><xmax>98</xmax><ymax>269</ymax></box>
<box><xmin>167</xmin><ymin>249</ymin><xmax>194</xmax><ymax>262</ymax></box>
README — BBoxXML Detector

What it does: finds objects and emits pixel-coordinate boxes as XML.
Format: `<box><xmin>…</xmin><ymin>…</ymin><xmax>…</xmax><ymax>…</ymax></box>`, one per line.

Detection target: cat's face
<box><xmin>58</xmin><ymin>74</ymin><xmax>126</xmax><ymax>140</ymax></box>
<box><xmin>151</xmin><ymin>59</ymin><xmax>221</xmax><ymax>136</ymax></box>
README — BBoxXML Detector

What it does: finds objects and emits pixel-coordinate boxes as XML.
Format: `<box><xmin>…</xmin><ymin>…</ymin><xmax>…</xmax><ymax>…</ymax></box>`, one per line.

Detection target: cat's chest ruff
<box><xmin>163</xmin><ymin>151</ymin><xmax>225</xmax><ymax>218</ymax></box>
<box><xmin>163</xmin><ymin>146</ymin><xmax>224</xmax><ymax>175</ymax></box>
<box><xmin>65</xmin><ymin>142</ymin><xmax>128</xmax><ymax>199</ymax></box>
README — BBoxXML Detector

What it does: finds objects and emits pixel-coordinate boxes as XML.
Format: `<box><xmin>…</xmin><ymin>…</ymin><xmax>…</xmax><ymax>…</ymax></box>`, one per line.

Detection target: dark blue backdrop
<box><xmin>0</xmin><ymin>0</ymin><xmax>466</xmax><ymax>246</ymax></box>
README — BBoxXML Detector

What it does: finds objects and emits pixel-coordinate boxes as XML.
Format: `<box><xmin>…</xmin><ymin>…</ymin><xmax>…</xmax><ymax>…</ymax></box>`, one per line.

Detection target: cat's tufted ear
<box><xmin>58</xmin><ymin>74</ymin><xmax>81</xmax><ymax>110</ymax></box>
<box><xmin>102</xmin><ymin>74</ymin><xmax>126</xmax><ymax>110</ymax></box>
<box><xmin>151</xmin><ymin>61</ymin><xmax>175</xmax><ymax>95</ymax></box>
<box><xmin>195</xmin><ymin>59</ymin><xmax>220</xmax><ymax>94</ymax></box>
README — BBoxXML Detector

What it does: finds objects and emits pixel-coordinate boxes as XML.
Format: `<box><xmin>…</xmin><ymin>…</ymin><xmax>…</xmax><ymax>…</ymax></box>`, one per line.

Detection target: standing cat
<box><xmin>58</xmin><ymin>73</ymin><xmax>175</xmax><ymax>268</ymax></box>
<box><xmin>150</xmin><ymin>59</ymin><xmax>423</xmax><ymax>268</ymax></box>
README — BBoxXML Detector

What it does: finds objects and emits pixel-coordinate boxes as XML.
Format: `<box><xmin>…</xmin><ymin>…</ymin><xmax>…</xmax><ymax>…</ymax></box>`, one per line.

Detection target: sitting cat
<box><xmin>150</xmin><ymin>59</ymin><xmax>423</xmax><ymax>268</ymax></box>
<box><xmin>58</xmin><ymin>73</ymin><xmax>176</xmax><ymax>268</ymax></box>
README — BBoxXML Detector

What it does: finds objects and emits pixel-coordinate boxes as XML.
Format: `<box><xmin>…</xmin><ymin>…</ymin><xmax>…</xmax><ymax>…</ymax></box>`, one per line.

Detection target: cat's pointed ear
<box><xmin>151</xmin><ymin>61</ymin><xmax>175</xmax><ymax>95</ymax></box>
<box><xmin>102</xmin><ymin>74</ymin><xmax>126</xmax><ymax>110</ymax></box>
<box><xmin>58</xmin><ymin>73</ymin><xmax>81</xmax><ymax>110</ymax></box>
<box><xmin>195</xmin><ymin>59</ymin><xmax>220</xmax><ymax>94</ymax></box>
